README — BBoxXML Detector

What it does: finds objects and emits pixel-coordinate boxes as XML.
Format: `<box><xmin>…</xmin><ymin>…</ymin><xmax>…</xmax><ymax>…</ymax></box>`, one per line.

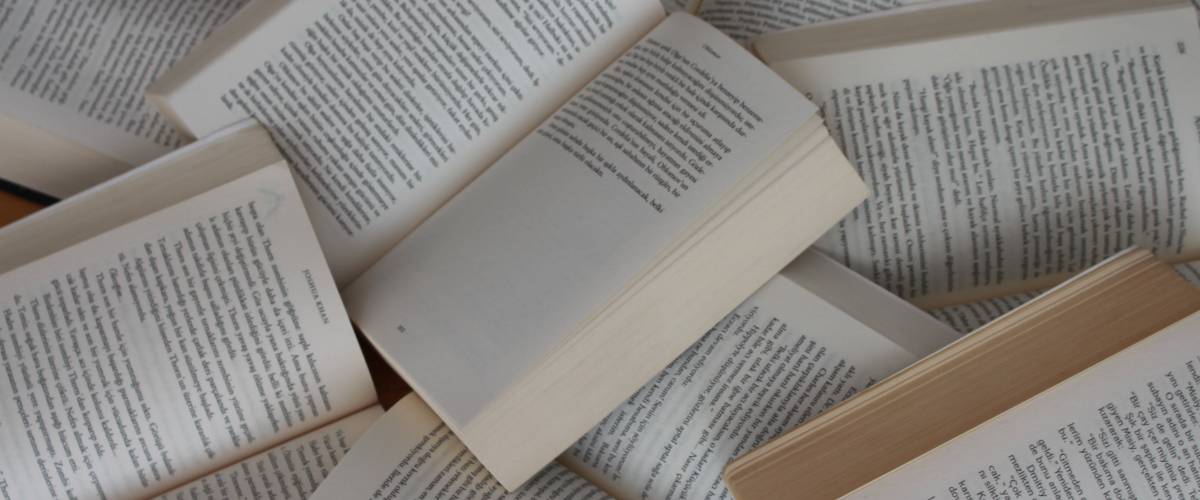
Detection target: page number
<box><xmin>1179</xmin><ymin>41</ymin><xmax>1187</xmax><ymax>55</ymax></box>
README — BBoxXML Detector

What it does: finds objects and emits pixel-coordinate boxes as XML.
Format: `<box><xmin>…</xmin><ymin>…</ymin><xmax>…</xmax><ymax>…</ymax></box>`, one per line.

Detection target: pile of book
<box><xmin>1</xmin><ymin>0</ymin><xmax>1199</xmax><ymax>498</ymax></box>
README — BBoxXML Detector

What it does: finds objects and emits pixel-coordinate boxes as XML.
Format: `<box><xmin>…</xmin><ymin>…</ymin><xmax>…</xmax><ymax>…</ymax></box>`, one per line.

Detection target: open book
<box><xmin>724</xmin><ymin>249</ymin><xmax>1200</xmax><ymax>499</ymax></box>
<box><xmin>0</xmin><ymin>0</ymin><xmax>247</xmax><ymax>198</ymax></box>
<box><xmin>846</xmin><ymin>309</ymin><xmax>1200</xmax><ymax>498</ymax></box>
<box><xmin>0</xmin><ymin>122</ymin><xmax>382</xmax><ymax>498</ymax></box>
<box><xmin>756</xmin><ymin>0</ymin><xmax>1200</xmax><ymax>308</ymax></box>
<box><xmin>305</xmin><ymin>251</ymin><xmax>958</xmax><ymax>498</ymax></box>
<box><xmin>151</xmin><ymin>5</ymin><xmax>867</xmax><ymax>488</ymax></box>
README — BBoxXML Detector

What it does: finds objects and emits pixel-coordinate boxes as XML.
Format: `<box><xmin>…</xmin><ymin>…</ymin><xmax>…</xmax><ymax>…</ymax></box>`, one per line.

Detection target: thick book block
<box><xmin>724</xmin><ymin>249</ymin><xmax>1200</xmax><ymax>499</ymax></box>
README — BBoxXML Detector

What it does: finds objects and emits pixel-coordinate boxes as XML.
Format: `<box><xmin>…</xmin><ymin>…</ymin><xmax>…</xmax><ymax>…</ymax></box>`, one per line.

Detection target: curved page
<box><xmin>0</xmin><ymin>0</ymin><xmax>247</xmax><ymax>196</ymax></box>
<box><xmin>765</xmin><ymin>3</ymin><xmax>1200</xmax><ymax>306</ymax></box>
<box><xmin>0</xmin><ymin>164</ymin><xmax>374</xmax><ymax>499</ymax></box>
<box><xmin>309</xmin><ymin>395</ymin><xmax>610</xmax><ymax>500</ymax></box>
<box><xmin>562</xmin><ymin>271</ymin><xmax>919</xmax><ymax>499</ymax></box>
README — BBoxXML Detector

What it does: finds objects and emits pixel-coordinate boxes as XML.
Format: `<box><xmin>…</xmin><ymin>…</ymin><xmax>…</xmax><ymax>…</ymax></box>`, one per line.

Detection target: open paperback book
<box><xmin>307</xmin><ymin>251</ymin><xmax>959</xmax><ymax>499</ymax></box>
<box><xmin>0</xmin><ymin>0</ymin><xmax>248</xmax><ymax>198</ymax></box>
<box><xmin>846</xmin><ymin>309</ymin><xmax>1200</xmax><ymax>498</ymax></box>
<box><xmin>151</xmin><ymin>6</ymin><xmax>867</xmax><ymax>488</ymax></box>
<box><xmin>0</xmin><ymin>122</ymin><xmax>384</xmax><ymax>499</ymax></box>
<box><xmin>755</xmin><ymin>0</ymin><xmax>1200</xmax><ymax>308</ymax></box>
<box><xmin>724</xmin><ymin>249</ymin><xmax>1200</xmax><ymax>499</ymax></box>
<box><xmin>849</xmin><ymin>309</ymin><xmax>1200</xmax><ymax>499</ymax></box>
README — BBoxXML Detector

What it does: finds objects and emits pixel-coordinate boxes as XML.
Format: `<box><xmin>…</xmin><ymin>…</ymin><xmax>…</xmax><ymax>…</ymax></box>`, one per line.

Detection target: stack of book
<box><xmin>0</xmin><ymin>0</ymin><xmax>1199</xmax><ymax>498</ymax></box>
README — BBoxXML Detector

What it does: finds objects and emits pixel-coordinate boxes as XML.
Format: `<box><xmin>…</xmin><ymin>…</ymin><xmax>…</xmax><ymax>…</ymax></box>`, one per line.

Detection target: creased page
<box><xmin>309</xmin><ymin>395</ymin><xmax>611</xmax><ymax>500</ymax></box>
<box><xmin>0</xmin><ymin>1</ymin><xmax>246</xmax><ymax>170</ymax></box>
<box><xmin>697</xmin><ymin>0</ymin><xmax>932</xmax><ymax>42</ymax></box>
<box><xmin>851</xmin><ymin>310</ymin><xmax>1200</xmax><ymax>498</ymax></box>
<box><xmin>156</xmin><ymin>0</ymin><xmax>664</xmax><ymax>283</ymax></box>
<box><xmin>560</xmin><ymin>274</ymin><xmax>917</xmax><ymax>499</ymax></box>
<box><xmin>768</xmin><ymin>5</ymin><xmax>1200</xmax><ymax>306</ymax></box>
<box><xmin>346</xmin><ymin>12</ymin><xmax>813</xmax><ymax>432</ymax></box>
<box><xmin>155</xmin><ymin>406</ymin><xmax>382</xmax><ymax>500</ymax></box>
<box><xmin>0</xmin><ymin>163</ymin><xmax>375</xmax><ymax>499</ymax></box>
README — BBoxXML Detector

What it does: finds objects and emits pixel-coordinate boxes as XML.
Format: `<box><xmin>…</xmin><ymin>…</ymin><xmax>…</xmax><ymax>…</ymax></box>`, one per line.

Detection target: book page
<box><xmin>560</xmin><ymin>272</ymin><xmax>920</xmax><ymax>499</ymax></box>
<box><xmin>155</xmin><ymin>406</ymin><xmax>382</xmax><ymax>500</ymax></box>
<box><xmin>931</xmin><ymin>260</ymin><xmax>1200</xmax><ymax>334</ymax></box>
<box><xmin>0</xmin><ymin>113</ymin><xmax>128</xmax><ymax>199</ymax></box>
<box><xmin>155</xmin><ymin>0</ymin><xmax>664</xmax><ymax>283</ymax></box>
<box><xmin>309</xmin><ymin>395</ymin><xmax>611</xmax><ymax>500</ymax></box>
<box><xmin>0</xmin><ymin>0</ymin><xmax>245</xmax><ymax>166</ymax></box>
<box><xmin>696</xmin><ymin>0</ymin><xmax>932</xmax><ymax>42</ymax></box>
<box><xmin>767</xmin><ymin>5</ymin><xmax>1200</xmax><ymax>306</ymax></box>
<box><xmin>851</xmin><ymin>310</ymin><xmax>1200</xmax><ymax>498</ymax></box>
<box><xmin>780</xmin><ymin>251</ymin><xmax>959</xmax><ymax>357</ymax></box>
<box><xmin>0</xmin><ymin>163</ymin><xmax>375</xmax><ymax>499</ymax></box>
<box><xmin>0</xmin><ymin>121</ymin><xmax>282</xmax><ymax>276</ymax></box>
<box><xmin>346</xmin><ymin>12</ymin><xmax>814</xmax><ymax>429</ymax></box>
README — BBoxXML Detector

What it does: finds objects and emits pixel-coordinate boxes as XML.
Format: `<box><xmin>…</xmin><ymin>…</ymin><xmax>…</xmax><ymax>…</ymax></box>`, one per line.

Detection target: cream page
<box><xmin>345</xmin><ymin>13</ymin><xmax>814</xmax><ymax>429</ymax></box>
<box><xmin>0</xmin><ymin>0</ymin><xmax>246</xmax><ymax>165</ymax></box>
<box><xmin>160</xmin><ymin>0</ymin><xmax>664</xmax><ymax>283</ymax></box>
<box><xmin>155</xmin><ymin>406</ymin><xmax>381</xmax><ymax>500</ymax></box>
<box><xmin>561</xmin><ymin>273</ymin><xmax>920</xmax><ymax>499</ymax></box>
<box><xmin>0</xmin><ymin>164</ymin><xmax>375</xmax><ymax>499</ymax></box>
<box><xmin>851</xmin><ymin>311</ymin><xmax>1200</xmax><ymax>499</ymax></box>
<box><xmin>769</xmin><ymin>5</ymin><xmax>1200</xmax><ymax>304</ymax></box>
<box><xmin>309</xmin><ymin>395</ymin><xmax>611</xmax><ymax>500</ymax></box>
